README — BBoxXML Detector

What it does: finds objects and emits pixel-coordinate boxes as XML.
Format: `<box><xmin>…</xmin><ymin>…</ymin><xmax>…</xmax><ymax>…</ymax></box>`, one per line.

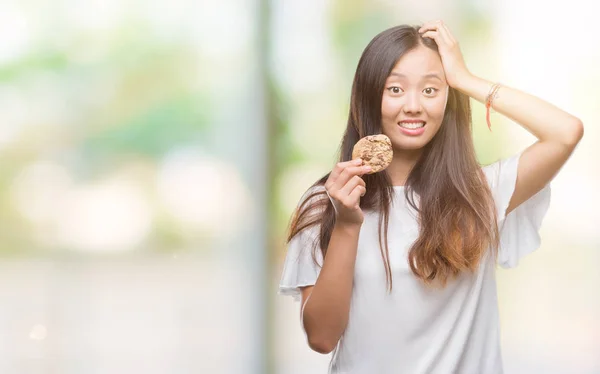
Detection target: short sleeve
<box><xmin>278</xmin><ymin>186</ymin><xmax>326</xmax><ymax>302</ymax></box>
<box><xmin>482</xmin><ymin>150</ymin><xmax>552</xmax><ymax>268</ymax></box>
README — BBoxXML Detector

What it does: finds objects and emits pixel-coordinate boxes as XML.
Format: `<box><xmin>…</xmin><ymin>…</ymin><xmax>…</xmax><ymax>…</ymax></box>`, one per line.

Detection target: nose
<box><xmin>403</xmin><ymin>91</ymin><xmax>422</xmax><ymax>114</ymax></box>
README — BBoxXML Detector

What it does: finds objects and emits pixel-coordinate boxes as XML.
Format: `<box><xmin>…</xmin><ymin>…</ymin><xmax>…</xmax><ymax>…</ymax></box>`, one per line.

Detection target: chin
<box><xmin>392</xmin><ymin>143</ymin><xmax>428</xmax><ymax>152</ymax></box>
<box><xmin>388</xmin><ymin>136</ymin><xmax>433</xmax><ymax>151</ymax></box>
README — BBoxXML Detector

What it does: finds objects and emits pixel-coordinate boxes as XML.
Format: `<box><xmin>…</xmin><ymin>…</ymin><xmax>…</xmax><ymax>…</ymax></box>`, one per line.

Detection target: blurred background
<box><xmin>0</xmin><ymin>0</ymin><xmax>598</xmax><ymax>373</ymax></box>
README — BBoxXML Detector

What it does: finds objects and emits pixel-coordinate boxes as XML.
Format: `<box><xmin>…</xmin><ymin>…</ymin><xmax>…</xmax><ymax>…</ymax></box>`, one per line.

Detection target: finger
<box><xmin>418</xmin><ymin>20</ymin><xmax>440</xmax><ymax>33</ymax></box>
<box><xmin>348</xmin><ymin>185</ymin><xmax>366</xmax><ymax>208</ymax></box>
<box><xmin>435</xmin><ymin>23</ymin><xmax>455</xmax><ymax>46</ymax></box>
<box><xmin>420</xmin><ymin>30</ymin><xmax>440</xmax><ymax>43</ymax></box>
<box><xmin>419</xmin><ymin>21</ymin><xmax>452</xmax><ymax>46</ymax></box>
<box><xmin>333</xmin><ymin>165</ymin><xmax>371</xmax><ymax>191</ymax></box>
<box><xmin>422</xmin><ymin>27</ymin><xmax>451</xmax><ymax>47</ymax></box>
<box><xmin>440</xmin><ymin>23</ymin><xmax>456</xmax><ymax>44</ymax></box>
<box><xmin>418</xmin><ymin>24</ymin><xmax>432</xmax><ymax>33</ymax></box>
<box><xmin>328</xmin><ymin>158</ymin><xmax>363</xmax><ymax>184</ymax></box>
<box><xmin>334</xmin><ymin>165</ymin><xmax>370</xmax><ymax>192</ymax></box>
<box><xmin>339</xmin><ymin>175</ymin><xmax>366</xmax><ymax>198</ymax></box>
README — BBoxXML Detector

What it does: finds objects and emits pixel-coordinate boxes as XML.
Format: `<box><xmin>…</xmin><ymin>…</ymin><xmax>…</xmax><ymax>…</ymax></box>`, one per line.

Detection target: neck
<box><xmin>386</xmin><ymin>148</ymin><xmax>422</xmax><ymax>186</ymax></box>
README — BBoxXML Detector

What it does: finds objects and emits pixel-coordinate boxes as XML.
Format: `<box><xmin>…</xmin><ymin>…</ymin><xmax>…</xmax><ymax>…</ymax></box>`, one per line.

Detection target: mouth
<box><xmin>398</xmin><ymin>121</ymin><xmax>426</xmax><ymax>129</ymax></box>
<box><xmin>397</xmin><ymin>121</ymin><xmax>427</xmax><ymax>136</ymax></box>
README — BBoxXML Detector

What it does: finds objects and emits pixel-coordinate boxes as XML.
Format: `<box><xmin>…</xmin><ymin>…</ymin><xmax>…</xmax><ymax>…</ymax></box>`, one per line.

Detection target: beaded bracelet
<box><xmin>485</xmin><ymin>83</ymin><xmax>502</xmax><ymax>131</ymax></box>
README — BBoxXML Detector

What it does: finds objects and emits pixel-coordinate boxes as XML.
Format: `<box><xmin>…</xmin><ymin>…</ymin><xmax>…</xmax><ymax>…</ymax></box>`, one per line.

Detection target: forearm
<box><xmin>302</xmin><ymin>222</ymin><xmax>360</xmax><ymax>350</ymax></box>
<box><xmin>455</xmin><ymin>73</ymin><xmax>583</xmax><ymax>145</ymax></box>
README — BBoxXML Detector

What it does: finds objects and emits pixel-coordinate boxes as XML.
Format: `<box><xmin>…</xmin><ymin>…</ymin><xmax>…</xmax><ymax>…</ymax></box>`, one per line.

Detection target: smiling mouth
<box><xmin>398</xmin><ymin>121</ymin><xmax>426</xmax><ymax>129</ymax></box>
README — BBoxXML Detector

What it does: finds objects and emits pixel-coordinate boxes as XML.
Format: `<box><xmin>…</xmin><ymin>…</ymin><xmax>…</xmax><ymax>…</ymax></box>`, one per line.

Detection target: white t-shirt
<box><xmin>278</xmin><ymin>151</ymin><xmax>552</xmax><ymax>374</ymax></box>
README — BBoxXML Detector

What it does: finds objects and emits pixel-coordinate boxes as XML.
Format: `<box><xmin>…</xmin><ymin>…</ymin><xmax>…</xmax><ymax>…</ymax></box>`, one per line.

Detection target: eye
<box><xmin>387</xmin><ymin>86</ymin><xmax>403</xmax><ymax>94</ymax></box>
<box><xmin>423</xmin><ymin>87</ymin><xmax>439</xmax><ymax>96</ymax></box>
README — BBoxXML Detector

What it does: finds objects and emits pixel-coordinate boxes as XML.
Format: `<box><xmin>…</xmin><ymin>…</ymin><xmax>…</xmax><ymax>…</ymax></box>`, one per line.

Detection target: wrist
<box><xmin>334</xmin><ymin>221</ymin><xmax>362</xmax><ymax>233</ymax></box>
<box><xmin>450</xmin><ymin>71</ymin><xmax>476</xmax><ymax>91</ymax></box>
<box><xmin>452</xmin><ymin>73</ymin><xmax>494</xmax><ymax>104</ymax></box>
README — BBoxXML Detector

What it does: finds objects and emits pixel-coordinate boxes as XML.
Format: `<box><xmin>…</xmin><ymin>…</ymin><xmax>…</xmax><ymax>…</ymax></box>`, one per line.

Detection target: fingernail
<box><xmin>354</xmin><ymin>158</ymin><xmax>363</xmax><ymax>164</ymax></box>
<box><xmin>364</xmin><ymin>166</ymin><xmax>372</xmax><ymax>172</ymax></box>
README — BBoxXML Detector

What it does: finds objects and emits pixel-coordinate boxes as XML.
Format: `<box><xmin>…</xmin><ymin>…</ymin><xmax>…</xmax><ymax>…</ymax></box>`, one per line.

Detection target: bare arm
<box><xmin>299</xmin><ymin>159</ymin><xmax>370</xmax><ymax>354</ymax></box>
<box><xmin>456</xmin><ymin>74</ymin><xmax>583</xmax><ymax>215</ymax></box>
<box><xmin>418</xmin><ymin>20</ymin><xmax>583</xmax><ymax>216</ymax></box>
<box><xmin>300</xmin><ymin>222</ymin><xmax>361</xmax><ymax>354</ymax></box>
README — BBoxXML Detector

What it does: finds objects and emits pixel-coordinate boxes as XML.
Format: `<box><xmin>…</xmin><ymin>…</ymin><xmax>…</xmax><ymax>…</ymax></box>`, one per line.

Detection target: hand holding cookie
<box><xmin>324</xmin><ymin>159</ymin><xmax>372</xmax><ymax>226</ymax></box>
<box><xmin>325</xmin><ymin>135</ymin><xmax>392</xmax><ymax>226</ymax></box>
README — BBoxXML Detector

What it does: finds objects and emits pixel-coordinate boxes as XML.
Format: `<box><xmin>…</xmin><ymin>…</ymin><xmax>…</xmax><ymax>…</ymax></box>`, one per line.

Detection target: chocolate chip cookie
<box><xmin>351</xmin><ymin>134</ymin><xmax>393</xmax><ymax>174</ymax></box>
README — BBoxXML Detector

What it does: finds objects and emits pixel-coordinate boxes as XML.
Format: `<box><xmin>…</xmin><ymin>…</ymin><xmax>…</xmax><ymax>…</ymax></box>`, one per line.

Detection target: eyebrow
<box><xmin>388</xmin><ymin>72</ymin><xmax>444</xmax><ymax>82</ymax></box>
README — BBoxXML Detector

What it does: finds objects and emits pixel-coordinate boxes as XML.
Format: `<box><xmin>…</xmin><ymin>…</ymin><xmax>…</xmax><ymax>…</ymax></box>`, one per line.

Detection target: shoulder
<box><xmin>290</xmin><ymin>184</ymin><xmax>329</xmax><ymax>236</ymax></box>
<box><xmin>481</xmin><ymin>152</ymin><xmax>521</xmax><ymax>190</ymax></box>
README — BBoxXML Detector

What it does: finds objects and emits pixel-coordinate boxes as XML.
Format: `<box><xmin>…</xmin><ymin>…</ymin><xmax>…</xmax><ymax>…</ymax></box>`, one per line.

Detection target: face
<box><xmin>381</xmin><ymin>45</ymin><xmax>449</xmax><ymax>153</ymax></box>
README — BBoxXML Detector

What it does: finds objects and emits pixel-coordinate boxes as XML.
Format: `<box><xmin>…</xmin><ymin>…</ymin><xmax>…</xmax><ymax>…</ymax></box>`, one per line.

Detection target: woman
<box><xmin>278</xmin><ymin>21</ymin><xmax>583</xmax><ymax>373</ymax></box>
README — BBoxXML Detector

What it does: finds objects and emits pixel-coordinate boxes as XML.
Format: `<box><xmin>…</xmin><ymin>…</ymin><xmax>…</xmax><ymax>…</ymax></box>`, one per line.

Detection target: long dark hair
<box><xmin>287</xmin><ymin>24</ymin><xmax>500</xmax><ymax>290</ymax></box>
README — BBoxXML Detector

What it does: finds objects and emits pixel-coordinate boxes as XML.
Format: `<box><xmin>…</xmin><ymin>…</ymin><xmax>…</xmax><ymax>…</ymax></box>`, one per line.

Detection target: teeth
<box><xmin>399</xmin><ymin>122</ymin><xmax>425</xmax><ymax>129</ymax></box>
